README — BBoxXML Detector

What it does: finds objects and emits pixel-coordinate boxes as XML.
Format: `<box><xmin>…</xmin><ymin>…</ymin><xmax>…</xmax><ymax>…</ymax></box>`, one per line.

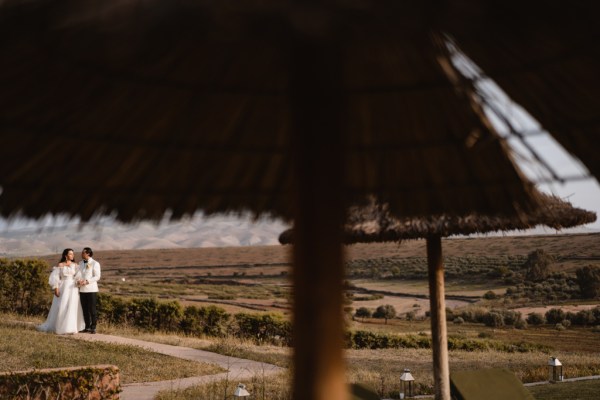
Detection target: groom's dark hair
<box><xmin>83</xmin><ymin>247</ymin><xmax>93</xmax><ymax>257</ymax></box>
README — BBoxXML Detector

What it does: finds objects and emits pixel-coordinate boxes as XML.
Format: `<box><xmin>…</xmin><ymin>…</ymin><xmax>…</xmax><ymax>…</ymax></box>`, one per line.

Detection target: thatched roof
<box><xmin>279</xmin><ymin>194</ymin><xmax>597</xmax><ymax>244</ymax></box>
<box><xmin>442</xmin><ymin>2</ymin><xmax>600</xmax><ymax>180</ymax></box>
<box><xmin>2</xmin><ymin>3</ymin><xmax>597</xmax><ymax>399</ymax></box>
<box><xmin>0</xmin><ymin>0</ymin><xmax>564</xmax><ymax>222</ymax></box>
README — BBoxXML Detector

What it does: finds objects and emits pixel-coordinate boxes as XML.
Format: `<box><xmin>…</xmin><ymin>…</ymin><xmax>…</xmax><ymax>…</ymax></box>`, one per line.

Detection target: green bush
<box><xmin>0</xmin><ymin>258</ymin><xmax>50</xmax><ymax>315</ymax></box>
<box><xmin>524</xmin><ymin>249</ymin><xmax>554</xmax><ymax>282</ymax></box>
<box><xmin>181</xmin><ymin>305</ymin><xmax>230</xmax><ymax>337</ymax></box>
<box><xmin>571</xmin><ymin>309</ymin><xmax>596</xmax><ymax>326</ymax></box>
<box><xmin>514</xmin><ymin>319</ymin><xmax>528</xmax><ymax>330</ymax></box>
<box><xmin>502</xmin><ymin>310</ymin><xmax>522</xmax><ymax>326</ymax></box>
<box><xmin>157</xmin><ymin>301</ymin><xmax>184</xmax><ymax>331</ymax></box>
<box><xmin>483</xmin><ymin>312</ymin><xmax>504</xmax><ymax>328</ymax></box>
<box><xmin>232</xmin><ymin>313</ymin><xmax>291</xmax><ymax>345</ymax></box>
<box><xmin>545</xmin><ymin>308</ymin><xmax>566</xmax><ymax>324</ymax></box>
<box><xmin>526</xmin><ymin>312</ymin><xmax>545</xmax><ymax>326</ymax></box>
<box><xmin>97</xmin><ymin>293</ymin><xmax>129</xmax><ymax>324</ymax></box>
<box><xmin>576</xmin><ymin>265</ymin><xmax>600</xmax><ymax>299</ymax></box>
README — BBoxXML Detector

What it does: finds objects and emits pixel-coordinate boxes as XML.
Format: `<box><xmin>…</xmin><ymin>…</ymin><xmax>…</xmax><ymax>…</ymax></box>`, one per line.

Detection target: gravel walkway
<box><xmin>73</xmin><ymin>333</ymin><xmax>284</xmax><ymax>400</ymax></box>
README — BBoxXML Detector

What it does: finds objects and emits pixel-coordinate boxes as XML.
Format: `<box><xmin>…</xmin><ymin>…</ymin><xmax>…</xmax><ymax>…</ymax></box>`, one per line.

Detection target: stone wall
<box><xmin>0</xmin><ymin>364</ymin><xmax>120</xmax><ymax>399</ymax></box>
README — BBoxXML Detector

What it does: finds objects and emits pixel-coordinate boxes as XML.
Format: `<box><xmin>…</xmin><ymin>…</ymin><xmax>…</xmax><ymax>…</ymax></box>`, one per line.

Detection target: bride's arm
<box><xmin>49</xmin><ymin>266</ymin><xmax>60</xmax><ymax>296</ymax></box>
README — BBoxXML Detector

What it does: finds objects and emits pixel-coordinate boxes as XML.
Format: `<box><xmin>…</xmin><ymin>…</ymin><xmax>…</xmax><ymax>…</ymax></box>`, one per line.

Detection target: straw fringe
<box><xmin>279</xmin><ymin>194</ymin><xmax>597</xmax><ymax>244</ymax></box>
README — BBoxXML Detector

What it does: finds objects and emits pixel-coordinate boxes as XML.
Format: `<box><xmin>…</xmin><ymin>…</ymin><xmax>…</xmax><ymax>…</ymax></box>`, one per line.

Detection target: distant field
<box><xmin>35</xmin><ymin>232</ymin><xmax>600</xmax><ymax>271</ymax></box>
<box><xmin>29</xmin><ymin>232</ymin><xmax>600</xmax><ymax>315</ymax></box>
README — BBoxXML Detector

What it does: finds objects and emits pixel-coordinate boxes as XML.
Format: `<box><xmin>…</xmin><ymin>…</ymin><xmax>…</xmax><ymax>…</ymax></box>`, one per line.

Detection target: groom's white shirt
<box><xmin>78</xmin><ymin>257</ymin><xmax>101</xmax><ymax>293</ymax></box>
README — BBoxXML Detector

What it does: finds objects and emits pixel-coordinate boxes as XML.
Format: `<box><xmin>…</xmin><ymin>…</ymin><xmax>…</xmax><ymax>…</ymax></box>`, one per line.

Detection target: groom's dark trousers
<box><xmin>80</xmin><ymin>292</ymin><xmax>98</xmax><ymax>331</ymax></box>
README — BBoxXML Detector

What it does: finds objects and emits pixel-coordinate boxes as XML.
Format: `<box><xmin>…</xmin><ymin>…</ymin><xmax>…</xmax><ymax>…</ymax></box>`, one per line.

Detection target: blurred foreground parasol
<box><xmin>1</xmin><ymin>1</ymin><xmax>600</xmax><ymax>399</ymax></box>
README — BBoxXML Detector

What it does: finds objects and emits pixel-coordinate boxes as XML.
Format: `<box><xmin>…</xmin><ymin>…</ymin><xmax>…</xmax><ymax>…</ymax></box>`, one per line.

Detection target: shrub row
<box><xmin>345</xmin><ymin>330</ymin><xmax>548</xmax><ymax>352</ymax></box>
<box><xmin>347</xmin><ymin>255</ymin><xmax>526</xmax><ymax>280</ymax></box>
<box><xmin>505</xmin><ymin>273</ymin><xmax>580</xmax><ymax>301</ymax></box>
<box><xmin>98</xmin><ymin>294</ymin><xmax>292</xmax><ymax>345</ymax></box>
<box><xmin>0</xmin><ymin>258</ymin><xmax>50</xmax><ymax>315</ymax></box>
<box><xmin>526</xmin><ymin>306</ymin><xmax>600</xmax><ymax>327</ymax></box>
<box><xmin>446</xmin><ymin>307</ymin><xmax>525</xmax><ymax>328</ymax></box>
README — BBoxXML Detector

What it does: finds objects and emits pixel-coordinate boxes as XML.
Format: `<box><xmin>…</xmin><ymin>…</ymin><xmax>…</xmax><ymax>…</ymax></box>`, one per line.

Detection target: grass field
<box><xmin>58</xmin><ymin>318</ymin><xmax>600</xmax><ymax>398</ymax></box>
<box><xmin>0</xmin><ymin>318</ymin><xmax>224</xmax><ymax>384</ymax></box>
<box><xmin>528</xmin><ymin>379</ymin><xmax>600</xmax><ymax>399</ymax></box>
<box><xmin>8</xmin><ymin>232</ymin><xmax>600</xmax><ymax>398</ymax></box>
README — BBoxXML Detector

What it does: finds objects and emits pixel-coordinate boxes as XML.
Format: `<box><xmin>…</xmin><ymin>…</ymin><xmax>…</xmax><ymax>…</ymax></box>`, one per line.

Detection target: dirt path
<box><xmin>72</xmin><ymin>333</ymin><xmax>284</xmax><ymax>400</ymax></box>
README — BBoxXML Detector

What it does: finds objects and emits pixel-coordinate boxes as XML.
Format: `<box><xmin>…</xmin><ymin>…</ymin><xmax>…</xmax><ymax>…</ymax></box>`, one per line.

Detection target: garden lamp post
<box><xmin>548</xmin><ymin>357</ymin><xmax>563</xmax><ymax>382</ymax></box>
<box><xmin>399</xmin><ymin>368</ymin><xmax>415</xmax><ymax>399</ymax></box>
<box><xmin>234</xmin><ymin>383</ymin><xmax>250</xmax><ymax>398</ymax></box>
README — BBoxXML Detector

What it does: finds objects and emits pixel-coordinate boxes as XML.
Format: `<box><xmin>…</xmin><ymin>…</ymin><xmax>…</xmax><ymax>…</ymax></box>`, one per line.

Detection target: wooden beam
<box><xmin>290</xmin><ymin>19</ymin><xmax>347</xmax><ymax>400</ymax></box>
<box><xmin>427</xmin><ymin>235</ymin><xmax>450</xmax><ymax>400</ymax></box>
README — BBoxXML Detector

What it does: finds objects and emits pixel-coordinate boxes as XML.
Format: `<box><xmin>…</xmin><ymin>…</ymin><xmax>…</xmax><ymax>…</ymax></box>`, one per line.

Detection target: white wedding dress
<box><xmin>37</xmin><ymin>265</ymin><xmax>85</xmax><ymax>334</ymax></box>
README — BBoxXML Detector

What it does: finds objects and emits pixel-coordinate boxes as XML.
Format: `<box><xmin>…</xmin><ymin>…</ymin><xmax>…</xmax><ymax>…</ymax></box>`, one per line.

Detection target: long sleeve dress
<box><xmin>37</xmin><ymin>264</ymin><xmax>85</xmax><ymax>334</ymax></box>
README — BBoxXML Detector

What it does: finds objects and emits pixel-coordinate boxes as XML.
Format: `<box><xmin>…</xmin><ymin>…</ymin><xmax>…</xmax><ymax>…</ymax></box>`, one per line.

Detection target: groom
<box><xmin>78</xmin><ymin>247</ymin><xmax>101</xmax><ymax>334</ymax></box>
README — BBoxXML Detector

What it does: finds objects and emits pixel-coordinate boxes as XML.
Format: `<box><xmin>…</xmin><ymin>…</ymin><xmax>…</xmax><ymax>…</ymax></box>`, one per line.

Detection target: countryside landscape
<box><xmin>2</xmin><ymin>232</ymin><xmax>600</xmax><ymax>399</ymax></box>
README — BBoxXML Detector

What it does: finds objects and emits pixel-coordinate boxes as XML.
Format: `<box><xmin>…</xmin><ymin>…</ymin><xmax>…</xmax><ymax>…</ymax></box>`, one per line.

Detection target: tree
<box><xmin>524</xmin><ymin>249</ymin><xmax>554</xmax><ymax>282</ymax></box>
<box><xmin>484</xmin><ymin>311</ymin><xmax>504</xmax><ymax>328</ymax></box>
<box><xmin>575</xmin><ymin>265</ymin><xmax>600</xmax><ymax>299</ymax></box>
<box><xmin>355</xmin><ymin>307</ymin><xmax>372</xmax><ymax>320</ymax></box>
<box><xmin>373</xmin><ymin>305</ymin><xmax>396</xmax><ymax>324</ymax></box>
<box><xmin>545</xmin><ymin>308</ymin><xmax>565</xmax><ymax>324</ymax></box>
<box><xmin>526</xmin><ymin>312</ymin><xmax>545</xmax><ymax>326</ymax></box>
<box><xmin>483</xmin><ymin>290</ymin><xmax>498</xmax><ymax>300</ymax></box>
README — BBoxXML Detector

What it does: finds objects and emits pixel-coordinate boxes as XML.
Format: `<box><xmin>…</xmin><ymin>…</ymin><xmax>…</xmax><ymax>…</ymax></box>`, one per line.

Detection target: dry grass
<box><xmin>0</xmin><ymin>318</ymin><xmax>224</xmax><ymax>384</ymax></box>
<box><xmin>95</xmin><ymin>320</ymin><xmax>600</xmax><ymax>398</ymax></box>
<box><xmin>155</xmin><ymin>371</ymin><xmax>291</xmax><ymax>400</ymax></box>
<box><xmin>528</xmin><ymin>379</ymin><xmax>600</xmax><ymax>400</ymax></box>
<box><xmin>345</xmin><ymin>347</ymin><xmax>600</xmax><ymax>396</ymax></box>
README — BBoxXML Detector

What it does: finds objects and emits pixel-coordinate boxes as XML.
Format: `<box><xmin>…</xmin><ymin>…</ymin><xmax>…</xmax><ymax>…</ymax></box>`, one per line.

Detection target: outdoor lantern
<box><xmin>399</xmin><ymin>368</ymin><xmax>415</xmax><ymax>398</ymax></box>
<box><xmin>233</xmin><ymin>383</ymin><xmax>250</xmax><ymax>398</ymax></box>
<box><xmin>548</xmin><ymin>357</ymin><xmax>563</xmax><ymax>382</ymax></box>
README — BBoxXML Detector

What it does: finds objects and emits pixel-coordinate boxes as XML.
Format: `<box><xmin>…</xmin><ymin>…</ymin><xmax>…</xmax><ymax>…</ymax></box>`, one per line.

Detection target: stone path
<box><xmin>72</xmin><ymin>333</ymin><xmax>284</xmax><ymax>400</ymax></box>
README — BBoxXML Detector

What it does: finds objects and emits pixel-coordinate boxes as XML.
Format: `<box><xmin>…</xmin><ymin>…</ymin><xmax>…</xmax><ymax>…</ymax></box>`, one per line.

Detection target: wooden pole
<box><xmin>427</xmin><ymin>235</ymin><xmax>450</xmax><ymax>400</ymax></box>
<box><xmin>290</xmin><ymin>15</ymin><xmax>347</xmax><ymax>400</ymax></box>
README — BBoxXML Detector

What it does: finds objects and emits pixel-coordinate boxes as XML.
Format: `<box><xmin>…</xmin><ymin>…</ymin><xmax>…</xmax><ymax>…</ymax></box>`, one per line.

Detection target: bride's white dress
<box><xmin>37</xmin><ymin>265</ymin><xmax>85</xmax><ymax>334</ymax></box>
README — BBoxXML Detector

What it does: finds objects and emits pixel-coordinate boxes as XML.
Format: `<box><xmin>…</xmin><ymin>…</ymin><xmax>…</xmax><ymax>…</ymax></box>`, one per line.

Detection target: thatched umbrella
<box><xmin>279</xmin><ymin>194</ymin><xmax>598</xmax><ymax>244</ymax></box>
<box><xmin>0</xmin><ymin>2</ymin><xmax>599</xmax><ymax>400</ymax></box>
<box><xmin>279</xmin><ymin>194</ymin><xmax>596</xmax><ymax>396</ymax></box>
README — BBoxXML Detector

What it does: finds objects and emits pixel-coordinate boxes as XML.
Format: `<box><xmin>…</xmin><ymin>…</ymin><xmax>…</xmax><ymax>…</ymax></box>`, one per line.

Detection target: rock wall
<box><xmin>0</xmin><ymin>364</ymin><xmax>120</xmax><ymax>399</ymax></box>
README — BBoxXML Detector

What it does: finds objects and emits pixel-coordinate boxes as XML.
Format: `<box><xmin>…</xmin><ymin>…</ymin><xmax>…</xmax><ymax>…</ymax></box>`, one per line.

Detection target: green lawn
<box><xmin>528</xmin><ymin>379</ymin><xmax>600</xmax><ymax>399</ymax></box>
<box><xmin>0</xmin><ymin>320</ymin><xmax>223</xmax><ymax>384</ymax></box>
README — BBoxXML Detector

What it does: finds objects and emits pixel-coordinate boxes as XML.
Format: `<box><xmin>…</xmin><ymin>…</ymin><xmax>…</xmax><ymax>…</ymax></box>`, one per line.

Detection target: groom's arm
<box><xmin>87</xmin><ymin>262</ymin><xmax>101</xmax><ymax>284</ymax></box>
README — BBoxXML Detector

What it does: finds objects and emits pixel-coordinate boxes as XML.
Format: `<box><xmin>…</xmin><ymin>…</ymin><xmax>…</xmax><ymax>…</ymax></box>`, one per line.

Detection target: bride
<box><xmin>37</xmin><ymin>248</ymin><xmax>86</xmax><ymax>334</ymax></box>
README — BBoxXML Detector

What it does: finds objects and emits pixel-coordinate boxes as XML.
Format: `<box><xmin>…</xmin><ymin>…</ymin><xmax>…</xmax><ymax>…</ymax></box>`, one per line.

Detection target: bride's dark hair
<box><xmin>59</xmin><ymin>248</ymin><xmax>74</xmax><ymax>263</ymax></box>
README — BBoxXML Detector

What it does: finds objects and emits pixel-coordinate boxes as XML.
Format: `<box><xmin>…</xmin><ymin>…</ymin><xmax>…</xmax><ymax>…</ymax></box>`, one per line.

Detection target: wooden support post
<box><xmin>290</xmin><ymin>18</ymin><xmax>347</xmax><ymax>400</ymax></box>
<box><xmin>427</xmin><ymin>235</ymin><xmax>450</xmax><ymax>400</ymax></box>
